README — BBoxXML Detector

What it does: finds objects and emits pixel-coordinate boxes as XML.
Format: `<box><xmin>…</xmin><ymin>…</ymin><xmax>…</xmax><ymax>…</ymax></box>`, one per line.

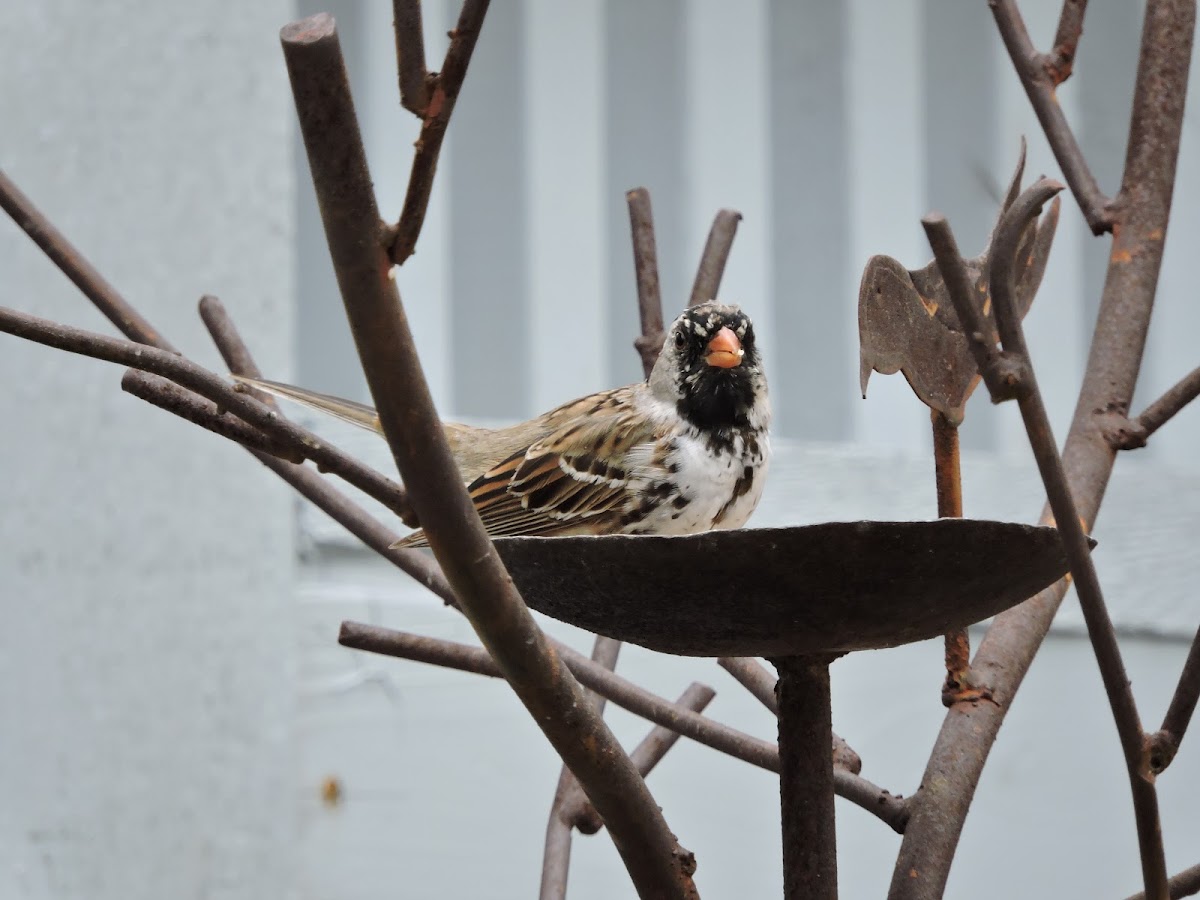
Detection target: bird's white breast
<box><xmin>639</xmin><ymin>427</ymin><xmax>770</xmax><ymax>535</ymax></box>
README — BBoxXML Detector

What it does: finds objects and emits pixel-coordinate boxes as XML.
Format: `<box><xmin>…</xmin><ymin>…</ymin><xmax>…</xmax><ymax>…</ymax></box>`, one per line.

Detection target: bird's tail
<box><xmin>389</xmin><ymin>531</ymin><xmax>430</xmax><ymax>550</ymax></box>
<box><xmin>231</xmin><ymin>375</ymin><xmax>382</xmax><ymax>433</ymax></box>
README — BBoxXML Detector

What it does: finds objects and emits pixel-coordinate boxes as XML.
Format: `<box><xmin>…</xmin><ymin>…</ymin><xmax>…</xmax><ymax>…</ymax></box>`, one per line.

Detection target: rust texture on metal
<box><xmin>1045</xmin><ymin>0</ymin><xmax>1088</xmax><ymax>85</ymax></box>
<box><xmin>988</xmin><ymin>178</ymin><xmax>1168</xmax><ymax>896</ymax></box>
<box><xmin>539</xmin><ymin>636</ymin><xmax>620</xmax><ymax>900</ymax></box>
<box><xmin>1108</xmin><ymin>364</ymin><xmax>1200</xmax><ymax>450</ymax></box>
<box><xmin>717</xmin><ymin>655</ymin><xmax>862</xmax><ymax>772</ymax></box>
<box><xmin>560</xmin><ymin>682</ymin><xmax>718</xmax><ymax>837</ymax></box>
<box><xmin>0</xmin><ymin>169</ymin><xmax>178</xmax><ymax>352</ymax></box>
<box><xmin>390</xmin><ymin>0</ymin><xmax>491</xmax><ymax>264</ymax></box>
<box><xmin>281</xmin><ymin>14</ymin><xmax>699</xmax><ymax>898</ymax></box>
<box><xmin>121</xmin><ymin>370</ymin><xmax>304</xmax><ymax>463</ymax></box>
<box><xmin>337</xmin><ymin>620</ymin><xmax>911</xmax><ymax>832</ymax></box>
<box><xmin>718</xmin><ymin>655</ymin><xmax>781</xmax><ymax>714</ymax></box>
<box><xmin>1148</xmin><ymin>623</ymin><xmax>1200</xmax><ymax>774</ymax></box>
<box><xmin>1124</xmin><ymin>861</ymin><xmax>1200</xmax><ymax>900</ymax></box>
<box><xmin>627</xmin><ymin>187</ymin><xmax>667</xmax><ymax>377</ymax></box>
<box><xmin>930</xmin><ymin>411</ymin><xmax>978</xmax><ymax>706</ymax></box>
<box><xmin>491</xmin><ymin>522</ymin><xmax>1077</xmax><ymax>657</ymax></box>
<box><xmin>990</xmin><ymin>0</ymin><xmax>1111</xmax><ymax>234</ymax></box>
<box><xmin>894</xmin><ymin>0</ymin><xmax>1196</xmax><ymax>885</ymax></box>
<box><xmin>859</xmin><ymin>145</ymin><xmax>1059</xmax><ymax>424</ymax></box>
<box><xmin>630</xmin><ymin>191</ymin><xmax>744</xmax><ymax>370</ymax></box>
<box><xmin>773</xmin><ymin>657</ymin><xmax>839</xmax><ymax>900</ymax></box>
<box><xmin>688</xmin><ymin>209</ymin><xmax>743</xmax><ymax>308</ymax></box>
<box><xmin>0</xmin><ymin>303</ymin><xmax>415</xmax><ymax>524</ymax></box>
<box><xmin>392</xmin><ymin>0</ymin><xmax>430</xmax><ymax>115</ymax></box>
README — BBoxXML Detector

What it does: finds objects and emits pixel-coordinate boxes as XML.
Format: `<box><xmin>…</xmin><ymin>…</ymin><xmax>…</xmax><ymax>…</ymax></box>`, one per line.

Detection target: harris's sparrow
<box><xmin>236</xmin><ymin>302</ymin><xmax>770</xmax><ymax>548</ymax></box>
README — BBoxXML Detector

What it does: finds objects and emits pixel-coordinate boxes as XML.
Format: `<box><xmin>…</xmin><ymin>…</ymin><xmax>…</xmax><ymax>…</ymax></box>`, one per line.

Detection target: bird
<box><xmin>235</xmin><ymin>302</ymin><xmax>770</xmax><ymax>549</ymax></box>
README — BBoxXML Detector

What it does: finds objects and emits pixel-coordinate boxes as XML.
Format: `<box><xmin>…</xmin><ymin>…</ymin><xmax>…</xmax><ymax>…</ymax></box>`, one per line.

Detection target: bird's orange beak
<box><xmin>705</xmin><ymin>326</ymin><xmax>744</xmax><ymax>368</ymax></box>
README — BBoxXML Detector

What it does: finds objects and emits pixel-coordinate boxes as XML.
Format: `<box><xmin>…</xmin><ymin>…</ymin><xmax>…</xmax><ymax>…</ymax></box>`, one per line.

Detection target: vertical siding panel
<box><xmin>684</xmin><ymin>0</ymin><xmax>772</xmax><ymax>395</ymax></box>
<box><xmin>525</xmin><ymin>1</ymin><xmax>607</xmax><ymax>411</ymax></box>
<box><xmin>846</xmin><ymin>0</ymin><xmax>929</xmax><ymax>451</ymax></box>
<box><xmin>604</xmin><ymin>0</ymin><xmax>687</xmax><ymax>387</ymax></box>
<box><xmin>923</xmin><ymin>0</ymin><xmax>1001</xmax><ymax>451</ymax></box>
<box><xmin>448</xmin><ymin>0</ymin><xmax>530</xmax><ymax>419</ymax></box>
<box><xmin>768</xmin><ymin>0</ymin><xmax>852</xmax><ymax>441</ymax></box>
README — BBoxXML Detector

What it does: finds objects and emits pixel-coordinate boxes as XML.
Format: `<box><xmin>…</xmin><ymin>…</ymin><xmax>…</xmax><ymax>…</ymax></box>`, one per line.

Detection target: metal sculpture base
<box><xmin>492</xmin><ymin>520</ymin><xmax>1085</xmax><ymax>897</ymax></box>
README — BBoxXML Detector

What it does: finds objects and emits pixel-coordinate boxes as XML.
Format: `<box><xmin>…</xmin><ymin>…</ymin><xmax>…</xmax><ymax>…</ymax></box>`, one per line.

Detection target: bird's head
<box><xmin>650</xmin><ymin>302</ymin><xmax>767</xmax><ymax>430</ymax></box>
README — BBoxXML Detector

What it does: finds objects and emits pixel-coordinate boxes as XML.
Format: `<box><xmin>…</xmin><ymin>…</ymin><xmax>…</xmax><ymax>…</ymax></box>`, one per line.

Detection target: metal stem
<box><xmin>774</xmin><ymin>656</ymin><xmax>838</xmax><ymax>900</ymax></box>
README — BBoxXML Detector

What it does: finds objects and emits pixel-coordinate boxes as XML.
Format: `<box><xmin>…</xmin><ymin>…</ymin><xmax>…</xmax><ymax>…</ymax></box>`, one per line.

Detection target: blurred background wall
<box><xmin>3</xmin><ymin>1</ymin><xmax>1199</xmax><ymax>898</ymax></box>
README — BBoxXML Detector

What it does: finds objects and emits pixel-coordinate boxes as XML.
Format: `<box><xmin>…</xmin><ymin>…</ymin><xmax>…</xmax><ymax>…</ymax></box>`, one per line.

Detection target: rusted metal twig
<box><xmin>688</xmin><ymin>209</ymin><xmax>743</xmax><ymax>308</ymax></box>
<box><xmin>627</xmin><ymin>188</ymin><xmax>666</xmax><ymax>377</ymax></box>
<box><xmin>920</xmin><ymin>213</ymin><xmax>1027</xmax><ymax>403</ymax></box>
<box><xmin>1108</xmin><ymin>364</ymin><xmax>1200</xmax><ymax>450</ymax></box>
<box><xmin>560</xmin><ymin>683</ymin><xmax>717</xmax><ymax>837</ymax></box>
<box><xmin>0</xmin><ymin>305</ymin><xmax>415</xmax><ymax>524</ymax></box>
<box><xmin>989</xmin><ymin>0</ymin><xmax>1112</xmax><ymax>235</ymax></box>
<box><xmin>894</xmin><ymin>4</ymin><xmax>1194</xmax><ymax>886</ymax></box>
<box><xmin>121</xmin><ymin>370</ymin><xmax>304</xmax><ymax>463</ymax></box>
<box><xmin>0</xmin><ymin>170</ymin><xmax>178</xmax><ymax>352</ymax></box>
<box><xmin>1124</xmin><ymin>862</ymin><xmax>1200</xmax><ymax>900</ymax></box>
<box><xmin>390</xmin><ymin>0</ymin><xmax>491</xmax><ymax>264</ymax></box>
<box><xmin>933</xmin><ymin>178</ymin><xmax>1169</xmax><ymax>899</ymax></box>
<box><xmin>932</xmin><ymin>411</ymin><xmax>978</xmax><ymax>707</ymax></box>
<box><xmin>337</xmin><ymin>621</ymin><xmax>911</xmax><ymax>833</ymax></box>
<box><xmin>283</xmin><ymin>17</ymin><xmax>697</xmax><ymax>897</ymax></box>
<box><xmin>1147</xmin><ymin>624</ymin><xmax>1200</xmax><ymax>774</ymax></box>
<box><xmin>1046</xmin><ymin>0</ymin><xmax>1088</xmax><ymax>85</ymax></box>
<box><xmin>718</xmin><ymin>656</ymin><xmax>779</xmax><ymax>714</ymax></box>
<box><xmin>392</xmin><ymin>0</ymin><xmax>430</xmax><ymax>115</ymax></box>
<box><xmin>539</xmin><ymin>636</ymin><xmax>622</xmax><ymax>900</ymax></box>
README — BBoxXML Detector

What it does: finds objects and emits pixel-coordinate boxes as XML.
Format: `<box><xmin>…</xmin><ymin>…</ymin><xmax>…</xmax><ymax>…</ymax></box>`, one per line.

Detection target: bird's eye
<box><xmin>674</xmin><ymin>331</ymin><xmax>687</xmax><ymax>349</ymax></box>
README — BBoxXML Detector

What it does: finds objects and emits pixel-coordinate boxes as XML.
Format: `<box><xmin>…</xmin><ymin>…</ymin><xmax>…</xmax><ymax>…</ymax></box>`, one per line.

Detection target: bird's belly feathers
<box><xmin>634</xmin><ymin>430</ymin><xmax>770</xmax><ymax>535</ymax></box>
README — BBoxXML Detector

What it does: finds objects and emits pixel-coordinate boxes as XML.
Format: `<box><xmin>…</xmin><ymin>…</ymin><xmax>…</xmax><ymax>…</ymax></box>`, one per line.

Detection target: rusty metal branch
<box><xmin>539</xmin><ymin>636</ymin><xmax>622</xmax><ymax>900</ymax></box>
<box><xmin>716</xmin><ymin>656</ymin><xmax>863</xmax><ymax>773</ymax></box>
<box><xmin>920</xmin><ymin>213</ymin><xmax>1028</xmax><ymax>403</ymax></box>
<box><xmin>392</xmin><ymin>0</ymin><xmax>430</xmax><ymax>115</ymax></box>
<box><xmin>894</xmin><ymin>3</ymin><xmax>1194</xmax><ymax>890</ymax></box>
<box><xmin>931</xmin><ymin>411</ymin><xmax>978</xmax><ymax>707</ymax></box>
<box><xmin>1147</xmin><ymin>624</ymin><xmax>1200</xmax><ymax>774</ymax></box>
<box><xmin>560</xmin><ymin>683</ymin><xmax>717</xmax><ymax>836</ymax></box>
<box><xmin>1124</xmin><ymin>862</ymin><xmax>1200</xmax><ymax>900</ymax></box>
<box><xmin>986</xmin><ymin>183</ymin><xmax>1167</xmax><ymax>899</ymax></box>
<box><xmin>389</xmin><ymin>0</ymin><xmax>491</xmax><ymax>263</ymax></box>
<box><xmin>627</xmin><ymin>187</ymin><xmax>666</xmax><ymax>377</ymax></box>
<box><xmin>688</xmin><ymin>209</ymin><xmax>743</xmax><ymax>308</ymax></box>
<box><xmin>989</xmin><ymin>0</ymin><xmax>1113</xmax><ymax>234</ymax></box>
<box><xmin>121</xmin><ymin>370</ymin><xmax>304</xmax><ymax>463</ymax></box>
<box><xmin>1108</xmin><ymin>364</ymin><xmax>1200</xmax><ymax>450</ymax></box>
<box><xmin>1046</xmin><ymin>0</ymin><xmax>1088</xmax><ymax>85</ymax></box>
<box><xmin>0</xmin><ymin>304</ymin><xmax>415</xmax><ymax>524</ymax></box>
<box><xmin>718</xmin><ymin>656</ymin><xmax>779</xmax><ymax>714</ymax></box>
<box><xmin>338</xmin><ymin>621</ymin><xmax>910</xmax><ymax>833</ymax></box>
<box><xmin>0</xmin><ymin>169</ymin><xmax>177</xmax><ymax>352</ymax></box>
<box><xmin>282</xmin><ymin>16</ymin><xmax>697</xmax><ymax>897</ymax></box>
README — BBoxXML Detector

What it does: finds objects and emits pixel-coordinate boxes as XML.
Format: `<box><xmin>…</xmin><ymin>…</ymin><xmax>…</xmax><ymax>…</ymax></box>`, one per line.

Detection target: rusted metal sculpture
<box><xmin>1</xmin><ymin>0</ymin><xmax>1199</xmax><ymax>898</ymax></box>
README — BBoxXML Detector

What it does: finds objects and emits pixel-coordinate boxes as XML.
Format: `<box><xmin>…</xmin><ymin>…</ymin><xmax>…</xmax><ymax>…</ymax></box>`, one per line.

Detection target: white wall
<box><xmin>0</xmin><ymin>3</ymin><xmax>297</xmax><ymax>898</ymax></box>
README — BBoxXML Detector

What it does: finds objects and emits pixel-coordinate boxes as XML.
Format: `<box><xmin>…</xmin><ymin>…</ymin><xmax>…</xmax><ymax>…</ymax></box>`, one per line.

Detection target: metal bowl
<box><xmin>493</xmin><ymin>520</ymin><xmax>1077</xmax><ymax>657</ymax></box>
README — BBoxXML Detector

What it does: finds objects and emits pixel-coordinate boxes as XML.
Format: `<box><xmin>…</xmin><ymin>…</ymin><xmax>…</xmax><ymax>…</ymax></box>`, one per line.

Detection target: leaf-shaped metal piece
<box><xmin>858</xmin><ymin>142</ymin><xmax>1060</xmax><ymax>424</ymax></box>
